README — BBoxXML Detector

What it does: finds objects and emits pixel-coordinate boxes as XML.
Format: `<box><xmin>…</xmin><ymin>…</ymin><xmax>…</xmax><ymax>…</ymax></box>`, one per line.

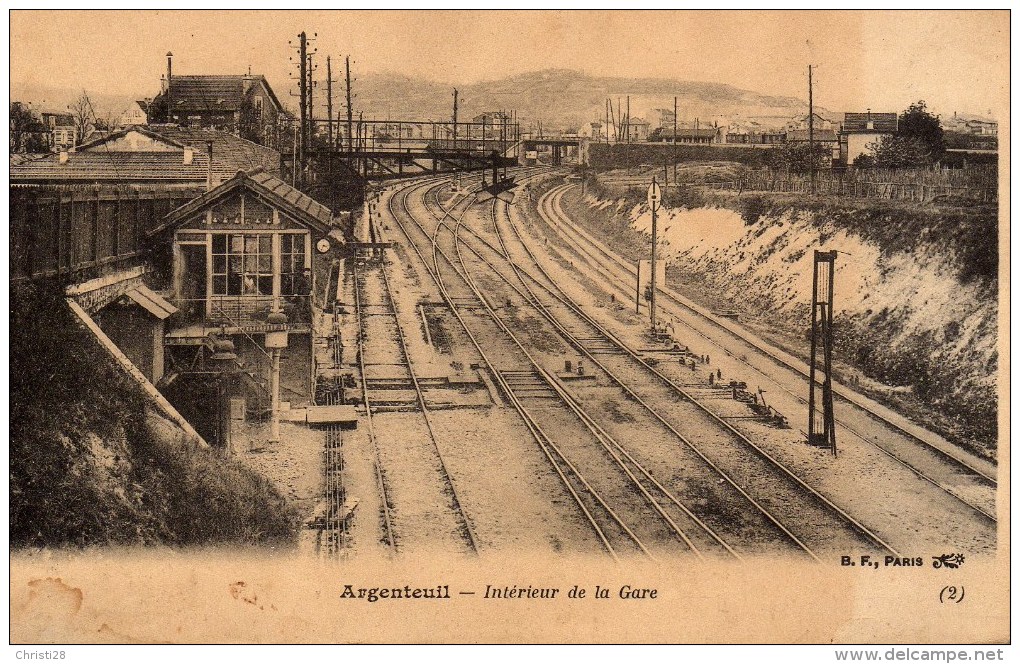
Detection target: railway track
<box><xmin>535</xmin><ymin>182</ymin><xmax>997</xmax><ymax>524</ymax></box>
<box><xmin>393</xmin><ymin>176</ymin><xmax>723</xmax><ymax>559</ymax></box>
<box><xmin>385</xmin><ymin>172</ymin><xmax>891</xmax><ymax>560</ymax></box>
<box><xmin>434</xmin><ymin>180</ymin><xmax>897</xmax><ymax>558</ymax></box>
<box><xmin>352</xmin><ymin>248</ymin><xmax>479</xmax><ymax>555</ymax></box>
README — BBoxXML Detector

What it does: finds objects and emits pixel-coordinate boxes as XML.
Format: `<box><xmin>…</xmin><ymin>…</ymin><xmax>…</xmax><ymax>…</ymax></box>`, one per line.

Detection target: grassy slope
<box><xmin>10</xmin><ymin>282</ymin><xmax>300</xmax><ymax>549</ymax></box>
<box><xmin>555</xmin><ymin>177</ymin><xmax>998</xmax><ymax>459</ymax></box>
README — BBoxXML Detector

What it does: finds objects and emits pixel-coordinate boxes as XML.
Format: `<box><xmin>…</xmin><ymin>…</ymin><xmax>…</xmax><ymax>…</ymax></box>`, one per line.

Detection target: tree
<box><xmin>9</xmin><ymin>102</ymin><xmax>45</xmax><ymax>153</ymax></box>
<box><xmin>765</xmin><ymin>141</ymin><xmax>829</xmax><ymax>174</ymax></box>
<box><xmin>868</xmin><ymin>135</ymin><xmax>936</xmax><ymax>169</ymax></box>
<box><xmin>68</xmin><ymin>91</ymin><xmax>95</xmax><ymax>148</ymax></box>
<box><xmin>897</xmin><ymin>100</ymin><xmax>945</xmax><ymax>163</ymax></box>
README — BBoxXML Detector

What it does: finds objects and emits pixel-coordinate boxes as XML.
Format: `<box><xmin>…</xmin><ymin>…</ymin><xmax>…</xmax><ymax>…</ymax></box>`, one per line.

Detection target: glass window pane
<box><xmin>259</xmin><ymin>235</ymin><xmax>272</xmax><ymax>253</ymax></box>
<box><xmin>258</xmin><ymin>255</ymin><xmax>272</xmax><ymax>272</ymax></box>
<box><xmin>213</xmin><ymin>275</ymin><xmax>226</xmax><ymax>295</ymax></box>
<box><xmin>227</xmin><ymin>273</ymin><xmax>241</xmax><ymax>295</ymax></box>
<box><xmin>246</xmin><ymin>254</ymin><xmax>258</xmax><ymax>272</ymax></box>
<box><xmin>213</xmin><ymin>255</ymin><xmax>226</xmax><ymax>274</ymax></box>
<box><xmin>229</xmin><ymin>256</ymin><xmax>243</xmax><ymax>275</ymax></box>
<box><xmin>212</xmin><ymin>234</ymin><xmax>226</xmax><ymax>253</ymax></box>
<box><xmin>258</xmin><ymin>276</ymin><xmax>273</xmax><ymax>295</ymax></box>
<box><xmin>245</xmin><ymin>236</ymin><xmax>258</xmax><ymax>254</ymax></box>
<box><xmin>230</xmin><ymin>235</ymin><xmax>244</xmax><ymax>253</ymax></box>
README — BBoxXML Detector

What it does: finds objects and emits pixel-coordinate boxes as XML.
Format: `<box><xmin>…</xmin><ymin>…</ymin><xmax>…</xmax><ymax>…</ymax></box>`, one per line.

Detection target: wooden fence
<box><xmin>701</xmin><ymin>170</ymin><xmax>997</xmax><ymax>204</ymax></box>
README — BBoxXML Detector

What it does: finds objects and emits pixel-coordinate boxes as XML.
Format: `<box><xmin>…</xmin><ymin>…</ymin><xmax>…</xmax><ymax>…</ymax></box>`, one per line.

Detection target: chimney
<box><xmin>183</xmin><ymin>147</ymin><xmax>194</xmax><ymax>165</ymax></box>
<box><xmin>59</xmin><ymin>151</ymin><xmax>68</xmax><ymax>164</ymax></box>
<box><xmin>165</xmin><ymin>52</ymin><xmax>173</xmax><ymax>116</ymax></box>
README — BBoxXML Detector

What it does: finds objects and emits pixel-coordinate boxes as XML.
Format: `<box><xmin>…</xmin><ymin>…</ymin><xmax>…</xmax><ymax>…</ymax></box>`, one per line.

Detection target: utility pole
<box><xmin>609</xmin><ymin>99</ymin><xmax>616</xmax><ymax>144</ymax></box>
<box><xmin>298</xmin><ymin>32</ymin><xmax>307</xmax><ymax>179</ymax></box>
<box><xmin>620</xmin><ymin>94</ymin><xmax>628</xmax><ymax>142</ymax></box>
<box><xmin>673</xmin><ymin>95</ymin><xmax>678</xmax><ymax>183</ymax></box>
<box><xmin>307</xmin><ymin>51</ymin><xmax>316</xmax><ymax>150</ymax></box>
<box><xmin>345</xmin><ymin>56</ymin><xmax>354</xmax><ymax>154</ymax></box>
<box><xmin>808</xmin><ymin>64</ymin><xmax>816</xmax><ymax>195</ymax></box>
<box><xmin>617</xmin><ymin>98</ymin><xmax>622</xmax><ymax>143</ymax></box>
<box><xmin>326</xmin><ymin>56</ymin><xmax>334</xmax><ymax>150</ymax></box>
<box><xmin>605</xmin><ymin>99</ymin><xmax>610</xmax><ymax>143</ymax></box>
<box><xmin>452</xmin><ymin>88</ymin><xmax>459</xmax><ymax>150</ymax></box>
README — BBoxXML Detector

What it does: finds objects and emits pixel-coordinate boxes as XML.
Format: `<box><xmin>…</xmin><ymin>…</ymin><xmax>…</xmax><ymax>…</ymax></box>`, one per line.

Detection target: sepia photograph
<box><xmin>6</xmin><ymin>7</ymin><xmax>1010</xmax><ymax>650</ymax></box>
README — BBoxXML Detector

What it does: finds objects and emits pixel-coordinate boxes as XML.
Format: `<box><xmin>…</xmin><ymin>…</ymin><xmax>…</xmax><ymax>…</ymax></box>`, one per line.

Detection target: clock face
<box><xmin>316</xmin><ymin>238</ymin><xmax>331</xmax><ymax>254</ymax></box>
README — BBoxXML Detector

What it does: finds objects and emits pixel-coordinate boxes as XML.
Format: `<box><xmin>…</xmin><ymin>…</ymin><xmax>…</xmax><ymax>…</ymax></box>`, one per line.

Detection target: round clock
<box><xmin>316</xmin><ymin>238</ymin><xmax>331</xmax><ymax>254</ymax></box>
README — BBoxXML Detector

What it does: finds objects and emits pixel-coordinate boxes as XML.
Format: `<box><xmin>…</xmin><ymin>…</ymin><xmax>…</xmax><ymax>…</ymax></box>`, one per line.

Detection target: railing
<box><xmin>693</xmin><ymin>167</ymin><xmax>995</xmax><ymax>203</ymax></box>
<box><xmin>172</xmin><ymin>295</ymin><xmax>313</xmax><ymax>328</ymax></box>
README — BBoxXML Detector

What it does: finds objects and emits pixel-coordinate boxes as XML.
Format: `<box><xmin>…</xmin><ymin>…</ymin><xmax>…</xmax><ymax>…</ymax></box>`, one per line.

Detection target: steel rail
<box><xmin>540</xmin><ymin>182</ymin><xmax>997</xmax><ymax>523</ymax></box>
<box><xmin>387</xmin><ymin>176</ymin><xmax>646</xmax><ymax>559</ymax></box>
<box><xmin>351</xmin><ymin>256</ymin><xmax>397</xmax><ymax>551</ymax></box>
<box><xmin>355</xmin><ymin>251</ymin><xmax>480</xmax><ymax>555</ymax></box>
<box><xmin>543</xmin><ymin>182</ymin><xmax>996</xmax><ymax>489</ymax></box>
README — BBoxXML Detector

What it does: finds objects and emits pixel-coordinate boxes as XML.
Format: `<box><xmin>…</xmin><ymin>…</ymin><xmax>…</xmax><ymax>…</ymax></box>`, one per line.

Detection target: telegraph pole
<box><xmin>452</xmin><ymin>88</ymin><xmax>459</xmax><ymax>149</ymax></box>
<box><xmin>298</xmin><ymin>32</ymin><xmax>307</xmax><ymax>177</ymax></box>
<box><xmin>307</xmin><ymin>51</ymin><xmax>316</xmax><ymax>148</ymax></box>
<box><xmin>809</xmin><ymin>64</ymin><xmax>816</xmax><ymax>195</ymax></box>
<box><xmin>673</xmin><ymin>95</ymin><xmax>678</xmax><ymax>183</ymax></box>
<box><xmin>345</xmin><ymin>56</ymin><xmax>355</xmax><ymax>153</ymax></box>
<box><xmin>326</xmin><ymin>55</ymin><xmax>334</xmax><ymax>149</ymax></box>
<box><xmin>626</xmin><ymin>96</ymin><xmax>631</xmax><ymax>143</ymax></box>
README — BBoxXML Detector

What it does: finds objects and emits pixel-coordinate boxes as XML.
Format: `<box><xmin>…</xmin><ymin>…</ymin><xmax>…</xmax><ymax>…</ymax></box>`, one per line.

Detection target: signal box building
<box><xmin>150</xmin><ymin>169</ymin><xmax>343</xmax><ymax>409</ymax></box>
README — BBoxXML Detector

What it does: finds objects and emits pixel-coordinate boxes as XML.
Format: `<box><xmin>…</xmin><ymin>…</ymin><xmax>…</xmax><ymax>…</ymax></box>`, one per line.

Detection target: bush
<box><xmin>10</xmin><ymin>282</ymin><xmax>299</xmax><ymax>549</ymax></box>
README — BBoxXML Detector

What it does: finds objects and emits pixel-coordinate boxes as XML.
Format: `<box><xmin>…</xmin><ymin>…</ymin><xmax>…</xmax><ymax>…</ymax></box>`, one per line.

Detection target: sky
<box><xmin>9</xmin><ymin>10</ymin><xmax>1010</xmax><ymax>119</ymax></box>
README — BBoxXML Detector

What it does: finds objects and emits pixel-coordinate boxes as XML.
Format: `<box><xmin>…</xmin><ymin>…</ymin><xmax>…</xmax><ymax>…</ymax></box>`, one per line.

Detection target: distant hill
<box><xmin>10</xmin><ymin>82</ymin><xmax>141</xmax><ymax>122</ymax></box>
<box><xmin>13</xmin><ymin>68</ymin><xmax>828</xmax><ymax>131</ymax></box>
<box><xmin>350</xmin><ymin>69</ymin><xmax>825</xmax><ymax>131</ymax></box>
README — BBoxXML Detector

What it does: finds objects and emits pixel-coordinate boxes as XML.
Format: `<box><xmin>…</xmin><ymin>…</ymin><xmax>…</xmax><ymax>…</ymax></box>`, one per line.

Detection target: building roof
<box><xmin>842</xmin><ymin>112</ymin><xmax>898</xmax><ymax>133</ymax></box>
<box><xmin>11</xmin><ymin>126</ymin><xmax>280</xmax><ymax>184</ymax></box>
<box><xmin>785</xmin><ymin>129</ymin><xmax>838</xmax><ymax>142</ymax></box>
<box><xmin>9</xmin><ymin>150</ymin><xmax>227</xmax><ymax>183</ymax></box>
<box><xmin>39</xmin><ymin>111</ymin><xmax>75</xmax><ymax>125</ymax></box>
<box><xmin>146</xmin><ymin>125</ymin><xmax>280</xmax><ymax>175</ymax></box>
<box><xmin>154</xmin><ymin>75</ymin><xmax>284</xmax><ymax>114</ymax></box>
<box><xmin>10</xmin><ymin>153</ymin><xmax>47</xmax><ymax>167</ymax></box>
<box><xmin>153</xmin><ymin>170</ymin><xmax>333</xmax><ymax>236</ymax></box>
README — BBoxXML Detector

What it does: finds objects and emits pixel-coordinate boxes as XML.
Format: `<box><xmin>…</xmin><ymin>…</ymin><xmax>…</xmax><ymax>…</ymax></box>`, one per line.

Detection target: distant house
<box><xmin>648</xmin><ymin>125</ymin><xmax>719</xmax><ymax>144</ymax></box>
<box><xmin>625</xmin><ymin>118</ymin><xmax>650</xmax><ymax>142</ymax></box>
<box><xmin>785</xmin><ymin>112</ymin><xmax>834</xmax><ymax>132</ymax></box>
<box><xmin>39</xmin><ymin>111</ymin><xmax>77</xmax><ymax>150</ymax></box>
<box><xmin>652</xmin><ymin>108</ymin><xmax>676</xmax><ymax>129</ymax></box>
<box><xmin>964</xmin><ymin>119</ymin><xmax>997</xmax><ymax>136</ymax></box>
<box><xmin>724</xmin><ymin>128</ymin><xmax>785</xmax><ymax>145</ymax></box>
<box><xmin>122</xmin><ymin>100</ymin><xmax>150</xmax><ymax>126</ymax></box>
<box><xmin>578</xmin><ymin>121</ymin><xmax>605</xmax><ymax>141</ymax></box>
<box><xmin>838</xmin><ymin>111</ymin><xmax>898</xmax><ymax>165</ymax></box>
<box><xmin>470</xmin><ymin>111</ymin><xmax>511</xmax><ymax>139</ymax></box>
<box><xmin>785</xmin><ymin>128</ymin><xmax>838</xmax><ymax>143</ymax></box>
<box><xmin>148</xmin><ymin>53</ymin><xmax>284</xmax><ymax>148</ymax></box>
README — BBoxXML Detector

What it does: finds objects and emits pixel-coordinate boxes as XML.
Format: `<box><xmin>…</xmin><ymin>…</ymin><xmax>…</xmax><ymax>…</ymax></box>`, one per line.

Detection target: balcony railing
<box><xmin>172</xmin><ymin>294</ymin><xmax>312</xmax><ymax>328</ymax></box>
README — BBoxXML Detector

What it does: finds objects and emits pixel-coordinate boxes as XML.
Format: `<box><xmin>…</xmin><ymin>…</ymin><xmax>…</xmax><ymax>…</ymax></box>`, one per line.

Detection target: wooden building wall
<box><xmin>10</xmin><ymin>186</ymin><xmax>205</xmax><ymax>283</ymax></box>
